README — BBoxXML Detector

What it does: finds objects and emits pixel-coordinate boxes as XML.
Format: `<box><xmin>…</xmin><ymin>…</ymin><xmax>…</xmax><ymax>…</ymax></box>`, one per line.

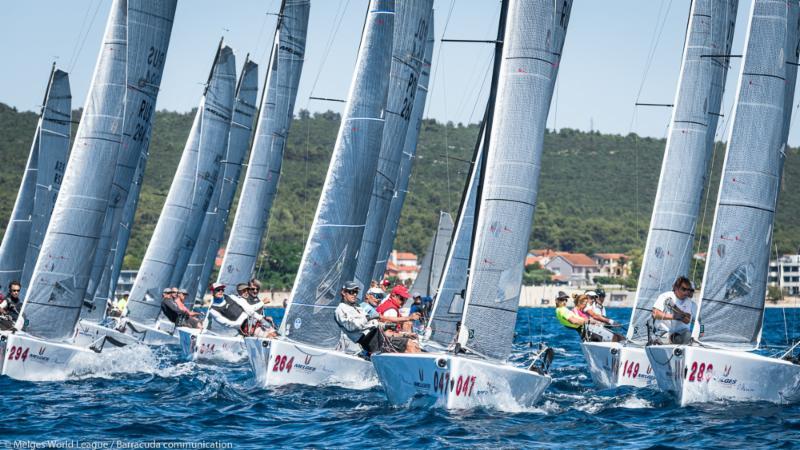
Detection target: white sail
<box><xmin>17</xmin><ymin>0</ymin><xmax>178</xmax><ymax>340</ymax></box>
<box><xmin>372</xmin><ymin>12</ymin><xmax>435</xmax><ymax>282</ymax></box>
<box><xmin>409</xmin><ymin>211</ymin><xmax>453</xmax><ymax>298</ymax></box>
<box><xmin>217</xmin><ymin>0</ymin><xmax>310</xmax><ymax>292</ymax></box>
<box><xmin>427</xmin><ymin>136</ymin><xmax>483</xmax><ymax>347</ymax></box>
<box><xmin>280</xmin><ymin>0</ymin><xmax>395</xmax><ymax>348</ymax></box>
<box><xmin>181</xmin><ymin>59</ymin><xmax>259</xmax><ymax>302</ymax></box>
<box><xmin>627</xmin><ymin>0</ymin><xmax>739</xmax><ymax>342</ymax></box>
<box><xmin>459</xmin><ymin>0</ymin><xmax>572</xmax><ymax>361</ymax></box>
<box><xmin>693</xmin><ymin>0</ymin><xmax>800</xmax><ymax>349</ymax></box>
<box><xmin>0</xmin><ymin>66</ymin><xmax>71</xmax><ymax>292</ymax></box>
<box><xmin>353</xmin><ymin>0</ymin><xmax>434</xmax><ymax>288</ymax></box>
<box><xmin>125</xmin><ymin>43</ymin><xmax>236</xmax><ymax>325</ymax></box>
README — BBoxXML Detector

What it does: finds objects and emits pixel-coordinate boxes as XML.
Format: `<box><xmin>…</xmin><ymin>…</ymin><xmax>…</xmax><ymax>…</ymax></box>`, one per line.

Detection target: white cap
<box><xmin>585</xmin><ymin>290</ymin><xmax>597</xmax><ymax>297</ymax></box>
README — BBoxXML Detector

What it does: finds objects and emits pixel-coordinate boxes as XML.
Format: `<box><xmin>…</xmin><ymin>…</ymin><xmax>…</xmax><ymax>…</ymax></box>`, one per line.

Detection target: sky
<box><xmin>1</xmin><ymin>1</ymin><xmax>791</xmax><ymax>144</ymax></box>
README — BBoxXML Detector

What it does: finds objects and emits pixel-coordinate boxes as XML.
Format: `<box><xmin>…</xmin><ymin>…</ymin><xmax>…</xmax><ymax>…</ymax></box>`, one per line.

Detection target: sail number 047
<box><xmin>433</xmin><ymin>371</ymin><xmax>477</xmax><ymax>397</ymax></box>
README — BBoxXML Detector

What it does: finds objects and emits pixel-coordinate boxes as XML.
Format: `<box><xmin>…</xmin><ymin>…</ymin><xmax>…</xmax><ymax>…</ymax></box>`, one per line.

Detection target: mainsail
<box><xmin>693</xmin><ymin>0</ymin><xmax>800</xmax><ymax>349</ymax></box>
<box><xmin>373</xmin><ymin>12</ymin><xmax>435</xmax><ymax>281</ymax></box>
<box><xmin>354</xmin><ymin>0</ymin><xmax>434</xmax><ymax>288</ymax></box>
<box><xmin>428</xmin><ymin>138</ymin><xmax>483</xmax><ymax>347</ymax></box>
<box><xmin>280</xmin><ymin>0</ymin><xmax>395</xmax><ymax>348</ymax></box>
<box><xmin>0</xmin><ymin>66</ymin><xmax>71</xmax><ymax>292</ymax></box>
<box><xmin>217</xmin><ymin>0</ymin><xmax>310</xmax><ymax>292</ymax></box>
<box><xmin>126</xmin><ymin>43</ymin><xmax>236</xmax><ymax>325</ymax></box>
<box><xmin>627</xmin><ymin>0</ymin><xmax>738</xmax><ymax>343</ymax></box>
<box><xmin>18</xmin><ymin>0</ymin><xmax>178</xmax><ymax>340</ymax></box>
<box><xmin>181</xmin><ymin>59</ymin><xmax>259</xmax><ymax>301</ymax></box>
<box><xmin>459</xmin><ymin>0</ymin><xmax>572</xmax><ymax>361</ymax></box>
<box><xmin>410</xmin><ymin>212</ymin><xmax>453</xmax><ymax>297</ymax></box>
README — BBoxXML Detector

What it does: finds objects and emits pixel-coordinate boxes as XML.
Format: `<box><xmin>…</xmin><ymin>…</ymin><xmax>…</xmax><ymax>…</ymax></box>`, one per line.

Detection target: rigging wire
<box><xmin>67</xmin><ymin>0</ymin><xmax>104</xmax><ymax>73</ymax></box>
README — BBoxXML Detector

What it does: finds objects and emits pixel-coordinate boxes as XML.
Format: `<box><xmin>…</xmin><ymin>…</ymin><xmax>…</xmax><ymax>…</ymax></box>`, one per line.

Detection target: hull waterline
<box><xmin>178</xmin><ymin>327</ymin><xmax>246</xmax><ymax>363</ymax></box>
<box><xmin>581</xmin><ymin>341</ymin><xmax>656</xmax><ymax>389</ymax></box>
<box><xmin>0</xmin><ymin>332</ymin><xmax>95</xmax><ymax>381</ymax></box>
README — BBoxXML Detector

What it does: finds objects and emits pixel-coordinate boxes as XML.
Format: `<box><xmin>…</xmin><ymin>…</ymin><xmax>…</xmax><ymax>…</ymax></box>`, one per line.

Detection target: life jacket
<box><xmin>211</xmin><ymin>295</ymin><xmax>245</xmax><ymax>322</ymax></box>
<box><xmin>161</xmin><ymin>298</ymin><xmax>182</xmax><ymax>323</ymax></box>
<box><xmin>376</xmin><ymin>297</ymin><xmax>401</xmax><ymax>316</ymax></box>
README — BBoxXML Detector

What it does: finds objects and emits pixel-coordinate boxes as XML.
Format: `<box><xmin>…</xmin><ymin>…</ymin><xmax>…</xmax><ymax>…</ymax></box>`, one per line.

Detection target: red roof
<box><xmin>525</xmin><ymin>256</ymin><xmax>544</xmax><ymax>266</ymax></box>
<box><xmin>594</xmin><ymin>253</ymin><xmax>628</xmax><ymax>261</ymax></box>
<box><xmin>552</xmin><ymin>253</ymin><xmax>597</xmax><ymax>267</ymax></box>
<box><xmin>551</xmin><ymin>274</ymin><xmax>568</xmax><ymax>281</ymax></box>
<box><xmin>395</xmin><ymin>251</ymin><xmax>417</xmax><ymax>261</ymax></box>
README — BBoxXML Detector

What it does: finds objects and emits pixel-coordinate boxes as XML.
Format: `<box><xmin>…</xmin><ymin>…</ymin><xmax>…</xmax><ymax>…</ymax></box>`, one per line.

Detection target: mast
<box><xmin>372</xmin><ymin>9</ymin><xmax>436</xmax><ymax>282</ymax></box>
<box><xmin>410</xmin><ymin>211</ymin><xmax>453</xmax><ymax>298</ymax></box>
<box><xmin>279</xmin><ymin>0</ymin><xmax>395</xmax><ymax>348</ymax></box>
<box><xmin>627</xmin><ymin>0</ymin><xmax>739</xmax><ymax>342</ymax></box>
<box><xmin>216</xmin><ymin>0</ymin><xmax>311</xmax><ymax>293</ymax></box>
<box><xmin>693</xmin><ymin>0</ymin><xmax>800</xmax><ymax>349</ymax></box>
<box><xmin>17</xmin><ymin>0</ymin><xmax>178</xmax><ymax>340</ymax></box>
<box><xmin>353</xmin><ymin>0</ymin><xmax>434</xmax><ymax>289</ymax></box>
<box><xmin>181</xmin><ymin>58</ymin><xmax>259</xmax><ymax>302</ymax></box>
<box><xmin>125</xmin><ymin>42</ymin><xmax>236</xmax><ymax>325</ymax></box>
<box><xmin>457</xmin><ymin>0</ymin><xmax>572</xmax><ymax>361</ymax></box>
<box><xmin>0</xmin><ymin>65</ymin><xmax>71</xmax><ymax>293</ymax></box>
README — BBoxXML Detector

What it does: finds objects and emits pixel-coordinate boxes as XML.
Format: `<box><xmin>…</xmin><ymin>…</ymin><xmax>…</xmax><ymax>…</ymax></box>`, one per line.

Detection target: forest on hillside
<box><xmin>2</xmin><ymin>103</ymin><xmax>800</xmax><ymax>289</ymax></box>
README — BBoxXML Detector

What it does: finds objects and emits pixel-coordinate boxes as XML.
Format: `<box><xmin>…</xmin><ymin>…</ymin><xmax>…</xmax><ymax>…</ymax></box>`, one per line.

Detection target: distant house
<box><xmin>769</xmin><ymin>254</ymin><xmax>800</xmax><ymax>295</ymax></box>
<box><xmin>593</xmin><ymin>253</ymin><xmax>629</xmax><ymax>278</ymax></box>
<box><xmin>115</xmin><ymin>270</ymin><xmax>137</xmax><ymax>297</ymax></box>
<box><xmin>544</xmin><ymin>253</ymin><xmax>599</xmax><ymax>286</ymax></box>
<box><xmin>385</xmin><ymin>250</ymin><xmax>419</xmax><ymax>284</ymax></box>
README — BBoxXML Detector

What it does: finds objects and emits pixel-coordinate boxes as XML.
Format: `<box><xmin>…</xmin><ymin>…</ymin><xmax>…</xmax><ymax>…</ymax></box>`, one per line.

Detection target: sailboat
<box><xmin>82</xmin><ymin>42</ymin><xmax>236</xmax><ymax>347</ymax></box>
<box><xmin>372</xmin><ymin>0</ymin><xmax>572</xmax><ymax>409</ymax></box>
<box><xmin>244</xmin><ymin>0</ymin><xmax>400</xmax><ymax>389</ymax></box>
<box><xmin>176</xmin><ymin>59</ymin><xmax>260</xmax><ymax>362</ymax></box>
<box><xmin>646</xmin><ymin>0</ymin><xmax>800</xmax><ymax>405</ymax></box>
<box><xmin>178</xmin><ymin>1</ymin><xmax>310</xmax><ymax>363</ymax></box>
<box><xmin>582</xmin><ymin>0</ymin><xmax>738</xmax><ymax>389</ymax></box>
<box><xmin>409</xmin><ymin>211</ymin><xmax>453</xmax><ymax>300</ymax></box>
<box><xmin>1</xmin><ymin>0</ymin><xmax>177</xmax><ymax>380</ymax></box>
<box><xmin>0</xmin><ymin>65</ymin><xmax>71</xmax><ymax>294</ymax></box>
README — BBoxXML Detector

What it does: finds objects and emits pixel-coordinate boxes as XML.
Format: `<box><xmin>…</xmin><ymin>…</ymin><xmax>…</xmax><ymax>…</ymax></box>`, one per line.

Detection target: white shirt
<box><xmin>652</xmin><ymin>291</ymin><xmax>697</xmax><ymax>335</ymax></box>
<box><xmin>588</xmin><ymin>302</ymin><xmax>606</xmax><ymax>317</ymax></box>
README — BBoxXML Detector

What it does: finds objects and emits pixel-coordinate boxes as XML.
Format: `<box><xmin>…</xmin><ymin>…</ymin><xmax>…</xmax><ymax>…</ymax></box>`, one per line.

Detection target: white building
<box><xmin>769</xmin><ymin>255</ymin><xmax>800</xmax><ymax>295</ymax></box>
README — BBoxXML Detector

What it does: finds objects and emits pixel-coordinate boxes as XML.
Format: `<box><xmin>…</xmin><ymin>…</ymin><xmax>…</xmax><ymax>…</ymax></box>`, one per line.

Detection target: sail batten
<box><xmin>627</xmin><ymin>0</ymin><xmax>739</xmax><ymax>343</ymax></box>
<box><xmin>217</xmin><ymin>0</ymin><xmax>310</xmax><ymax>292</ymax></box>
<box><xmin>280</xmin><ymin>0</ymin><xmax>395</xmax><ymax>349</ymax></box>
<box><xmin>459</xmin><ymin>0</ymin><xmax>572</xmax><ymax>362</ymax></box>
<box><xmin>126</xmin><ymin>44</ymin><xmax>236</xmax><ymax>325</ymax></box>
<box><xmin>693</xmin><ymin>0</ymin><xmax>799</xmax><ymax>349</ymax></box>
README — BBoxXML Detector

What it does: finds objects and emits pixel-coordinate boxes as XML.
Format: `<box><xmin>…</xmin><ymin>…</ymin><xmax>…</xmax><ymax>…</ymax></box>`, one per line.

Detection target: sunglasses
<box><xmin>214</xmin><ymin>288</ymin><xmax>225</xmax><ymax>292</ymax></box>
<box><xmin>679</xmin><ymin>286</ymin><xmax>694</xmax><ymax>293</ymax></box>
<box><xmin>249</xmin><ymin>287</ymin><xmax>259</xmax><ymax>291</ymax></box>
<box><xmin>10</xmin><ymin>289</ymin><xmax>20</xmax><ymax>293</ymax></box>
<box><xmin>343</xmin><ymin>289</ymin><xmax>359</xmax><ymax>295</ymax></box>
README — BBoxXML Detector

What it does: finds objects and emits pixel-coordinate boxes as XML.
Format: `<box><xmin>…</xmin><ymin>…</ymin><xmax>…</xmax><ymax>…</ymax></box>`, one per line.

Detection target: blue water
<box><xmin>2</xmin><ymin>308</ymin><xmax>800</xmax><ymax>448</ymax></box>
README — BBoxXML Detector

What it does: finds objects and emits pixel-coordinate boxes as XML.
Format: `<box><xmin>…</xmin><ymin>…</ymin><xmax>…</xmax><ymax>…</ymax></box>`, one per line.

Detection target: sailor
<box><xmin>584</xmin><ymin>290</ymin><xmax>615</xmax><ymax>326</ymax></box>
<box><xmin>108</xmin><ymin>291</ymin><xmax>129</xmax><ymax>318</ymax></box>
<box><xmin>176</xmin><ymin>288</ymin><xmax>201</xmax><ymax>328</ymax></box>
<box><xmin>334</xmin><ymin>281</ymin><xmax>419</xmax><ymax>357</ymax></box>
<box><xmin>160</xmin><ymin>288</ymin><xmax>184</xmax><ymax>326</ymax></box>
<box><xmin>360</xmin><ymin>287</ymin><xmax>384</xmax><ymax>319</ymax></box>
<box><xmin>554</xmin><ymin>291</ymin><xmax>586</xmax><ymax>335</ymax></box>
<box><xmin>0</xmin><ymin>280</ymin><xmax>22</xmax><ymax>330</ymax></box>
<box><xmin>376</xmin><ymin>285</ymin><xmax>420</xmax><ymax>331</ymax></box>
<box><xmin>238</xmin><ymin>281</ymin><xmax>277</xmax><ymax>334</ymax></box>
<box><xmin>651</xmin><ymin>276</ymin><xmax>697</xmax><ymax>345</ymax></box>
<box><xmin>236</xmin><ymin>283</ymin><xmax>251</xmax><ymax>301</ymax></box>
<box><xmin>207</xmin><ymin>283</ymin><xmax>275</xmax><ymax>338</ymax></box>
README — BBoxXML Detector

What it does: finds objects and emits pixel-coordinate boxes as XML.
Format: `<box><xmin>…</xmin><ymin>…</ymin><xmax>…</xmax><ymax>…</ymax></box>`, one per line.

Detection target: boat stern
<box><xmin>0</xmin><ymin>333</ymin><xmax>93</xmax><ymax>381</ymax></box>
<box><xmin>582</xmin><ymin>342</ymin><xmax>655</xmax><ymax>389</ymax></box>
<box><xmin>646</xmin><ymin>344</ymin><xmax>686</xmax><ymax>401</ymax></box>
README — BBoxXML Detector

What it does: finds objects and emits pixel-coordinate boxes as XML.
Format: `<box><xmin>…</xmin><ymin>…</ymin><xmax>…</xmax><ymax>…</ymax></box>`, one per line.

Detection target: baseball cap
<box><xmin>178</xmin><ymin>288</ymin><xmax>189</xmax><ymax>295</ymax></box>
<box><xmin>585</xmin><ymin>290</ymin><xmax>598</xmax><ymax>297</ymax></box>
<box><xmin>367</xmin><ymin>287</ymin><xmax>384</xmax><ymax>298</ymax></box>
<box><xmin>342</xmin><ymin>281</ymin><xmax>360</xmax><ymax>291</ymax></box>
<box><xmin>412</xmin><ymin>291</ymin><xmax>422</xmax><ymax>298</ymax></box>
<box><xmin>556</xmin><ymin>291</ymin><xmax>569</xmax><ymax>300</ymax></box>
<box><xmin>210</xmin><ymin>282</ymin><xmax>226</xmax><ymax>291</ymax></box>
<box><xmin>381</xmin><ymin>279</ymin><xmax>391</xmax><ymax>287</ymax></box>
<box><xmin>391</xmin><ymin>285</ymin><xmax>410</xmax><ymax>299</ymax></box>
<box><xmin>162</xmin><ymin>288</ymin><xmax>172</xmax><ymax>294</ymax></box>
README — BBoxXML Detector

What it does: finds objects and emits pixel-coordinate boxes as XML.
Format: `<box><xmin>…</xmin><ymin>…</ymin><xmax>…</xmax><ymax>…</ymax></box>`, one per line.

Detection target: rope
<box><xmin>67</xmin><ymin>0</ymin><xmax>103</xmax><ymax>73</ymax></box>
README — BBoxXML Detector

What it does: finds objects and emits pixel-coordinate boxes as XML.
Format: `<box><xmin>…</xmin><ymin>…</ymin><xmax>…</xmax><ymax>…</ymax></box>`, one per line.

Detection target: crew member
<box><xmin>652</xmin><ymin>276</ymin><xmax>697</xmax><ymax>344</ymax></box>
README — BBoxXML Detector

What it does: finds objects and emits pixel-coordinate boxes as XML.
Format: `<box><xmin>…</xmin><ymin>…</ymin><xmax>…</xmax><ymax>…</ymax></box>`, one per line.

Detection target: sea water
<box><xmin>1</xmin><ymin>308</ymin><xmax>799</xmax><ymax>448</ymax></box>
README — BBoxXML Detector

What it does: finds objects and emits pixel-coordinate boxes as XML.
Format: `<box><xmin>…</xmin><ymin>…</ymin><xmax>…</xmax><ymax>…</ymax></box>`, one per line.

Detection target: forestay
<box><xmin>0</xmin><ymin>66</ymin><xmax>70</xmax><ymax>293</ymax></box>
<box><xmin>410</xmin><ymin>212</ymin><xmax>453</xmax><ymax>298</ymax></box>
<box><xmin>460</xmin><ymin>0</ymin><xmax>572</xmax><ymax>361</ymax></box>
<box><xmin>694</xmin><ymin>0</ymin><xmax>800</xmax><ymax>349</ymax></box>
<box><xmin>628</xmin><ymin>0</ymin><xmax>738</xmax><ymax>343</ymax></box>
<box><xmin>217</xmin><ymin>0</ymin><xmax>310</xmax><ymax>292</ymax></box>
<box><xmin>18</xmin><ymin>0</ymin><xmax>178</xmax><ymax>340</ymax></box>
<box><xmin>354</xmin><ymin>0</ymin><xmax>433</xmax><ymax>289</ymax></box>
<box><xmin>280</xmin><ymin>0</ymin><xmax>395</xmax><ymax>348</ymax></box>
<box><xmin>182</xmin><ymin>59</ymin><xmax>259</xmax><ymax>302</ymax></box>
<box><xmin>428</xmin><ymin>143</ymin><xmax>483</xmax><ymax>348</ymax></box>
<box><xmin>126</xmin><ymin>44</ymin><xmax>235</xmax><ymax>325</ymax></box>
<box><xmin>373</xmin><ymin>12</ymin><xmax>435</xmax><ymax>282</ymax></box>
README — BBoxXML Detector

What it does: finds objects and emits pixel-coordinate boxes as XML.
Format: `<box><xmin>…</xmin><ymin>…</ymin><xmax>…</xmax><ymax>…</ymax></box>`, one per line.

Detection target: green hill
<box><xmin>2</xmin><ymin>102</ymin><xmax>799</xmax><ymax>289</ymax></box>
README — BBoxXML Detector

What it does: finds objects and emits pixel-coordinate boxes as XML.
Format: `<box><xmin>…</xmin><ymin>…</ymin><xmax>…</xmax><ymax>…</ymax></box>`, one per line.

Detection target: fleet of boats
<box><xmin>2</xmin><ymin>0</ymin><xmax>800</xmax><ymax>411</ymax></box>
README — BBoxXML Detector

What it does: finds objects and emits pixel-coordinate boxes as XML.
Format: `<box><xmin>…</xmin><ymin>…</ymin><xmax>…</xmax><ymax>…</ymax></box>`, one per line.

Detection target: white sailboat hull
<box><xmin>244</xmin><ymin>337</ymin><xmax>377</xmax><ymax>389</ymax></box>
<box><xmin>76</xmin><ymin>319</ymin><xmax>141</xmax><ymax>347</ymax></box>
<box><xmin>581</xmin><ymin>341</ymin><xmax>656</xmax><ymax>389</ymax></box>
<box><xmin>646</xmin><ymin>344</ymin><xmax>800</xmax><ymax>406</ymax></box>
<box><xmin>371</xmin><ymin>352</ymin><xmax>551</xmax><ymax>410</ymax></box>
<box><xmin>0</xmin><ymin>332</ymin><xmax>94</xmax><ymax>381</ymax></box>
<box><xmin>177</xmin><ymin>327</ymin><xmax>246</xmax><ymax>363</ymax></box>
<box><xmin>76</xmin><ymin>318</ymin><xmax>178</xmax><ymax>346</ymax></box>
